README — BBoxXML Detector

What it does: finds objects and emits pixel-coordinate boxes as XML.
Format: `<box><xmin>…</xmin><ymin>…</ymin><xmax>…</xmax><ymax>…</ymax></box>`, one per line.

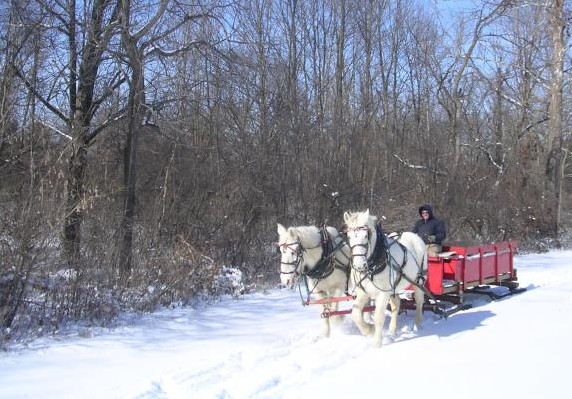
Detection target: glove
<box><xmin>427</xmin><ymin>235</ymin><xmax>436</xmax><ymax>243</ymax></box>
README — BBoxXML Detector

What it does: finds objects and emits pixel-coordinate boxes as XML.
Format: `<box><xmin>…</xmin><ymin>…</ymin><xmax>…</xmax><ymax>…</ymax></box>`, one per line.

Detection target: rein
<box><xmin>383</xmin><ymin>233</ymin><xmax>434</xmax><ymax>300</ymax></box>
<box><xmin>388</xmin><ymin>247</ymin><xmax>434</xmax><ymax>301</ymax></box>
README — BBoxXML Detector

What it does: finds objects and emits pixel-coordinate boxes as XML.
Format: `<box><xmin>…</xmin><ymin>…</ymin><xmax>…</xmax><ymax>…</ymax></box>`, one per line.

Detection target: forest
<box><xmin>1</xmin><ymin>0</ymin><xmax>571</xmax><ymax>345</ymax></box>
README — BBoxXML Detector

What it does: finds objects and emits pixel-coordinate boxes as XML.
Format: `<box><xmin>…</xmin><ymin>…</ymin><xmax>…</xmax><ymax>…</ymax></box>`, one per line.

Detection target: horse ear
<box><xmin>343</xmin><ymin>212</ymin><xmax>350</xmax><ymax>224</ymax></box>
<box><xmin>277</xmin><ymin>223</ymin><xmax>287</xmax><ymax>235</ymax></box>
<box><xmin>365</xmin><ymin>209</ymin><xmax>370</xmax><ymax>218</ymax></box>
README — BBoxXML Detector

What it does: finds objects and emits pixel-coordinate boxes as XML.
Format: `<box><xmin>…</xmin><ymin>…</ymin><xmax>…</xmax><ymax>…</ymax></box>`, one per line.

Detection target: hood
<box><xmin>418</xmin><ymin>204</ymin><xmax>433</xmax><ymax>218</ymax></box>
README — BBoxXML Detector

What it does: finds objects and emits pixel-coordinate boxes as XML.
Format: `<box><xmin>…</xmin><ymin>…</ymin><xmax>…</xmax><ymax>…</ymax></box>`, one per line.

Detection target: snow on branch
<box><xmin>392</xmin><ymin>154</ymin><xmax>447</xmax><ymax>176</ymax></box>
<box><xmin>37</xmin><ymin>120</ymin><xmax>72</xmax><ymax>141</ymax></box>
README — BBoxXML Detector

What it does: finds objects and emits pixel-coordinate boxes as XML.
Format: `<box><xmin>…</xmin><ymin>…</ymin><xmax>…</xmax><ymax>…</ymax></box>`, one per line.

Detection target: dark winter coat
<box><xmin>412</xmin><ymin>204</ymin><xmax>446</xmax><ymax>245</ymax></box>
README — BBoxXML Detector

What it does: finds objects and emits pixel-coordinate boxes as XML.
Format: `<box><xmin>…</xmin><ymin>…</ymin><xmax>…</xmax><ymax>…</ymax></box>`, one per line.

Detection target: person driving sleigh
<box><xmin>412</xmin><ymin>204</ymin><xmax>446</xmax><ymax>256</ymax></box>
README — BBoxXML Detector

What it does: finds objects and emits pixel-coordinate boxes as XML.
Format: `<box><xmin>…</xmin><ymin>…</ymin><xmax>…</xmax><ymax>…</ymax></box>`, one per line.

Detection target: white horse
<box><xmin>277</xmin><ymin>223</ymin><xmax>351</xmax><ymax>337</ymax></box>
<box><xmin>343</xmin><ymin>209</ymin><xmax>428</xmax><ymax>347</ymax></box>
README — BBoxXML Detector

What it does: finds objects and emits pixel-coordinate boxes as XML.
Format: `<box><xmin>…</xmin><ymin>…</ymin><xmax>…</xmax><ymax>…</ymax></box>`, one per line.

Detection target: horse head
<box><xmin>343</xmin><ymin>209</ymin><xmax>378</xmax><ymax>272</ymax></box>
<box><xmin>276</xmin><ymin>223</ymin><xmax>303</xmax><ymax>288</ymax></box>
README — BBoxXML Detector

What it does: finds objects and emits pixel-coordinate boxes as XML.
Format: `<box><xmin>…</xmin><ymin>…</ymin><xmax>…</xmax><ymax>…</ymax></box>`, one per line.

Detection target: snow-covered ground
<box><xmin>1</xmin><ymin>250</ymin><xmax>571</xmax><ymax>399</ymax></box>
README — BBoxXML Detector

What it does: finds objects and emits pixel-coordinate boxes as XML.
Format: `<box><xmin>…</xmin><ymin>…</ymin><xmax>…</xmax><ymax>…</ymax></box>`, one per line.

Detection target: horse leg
<box><xmin>319</xmin><ymin>293</ymin><xmax>332</xmax><ymax>337</ymax></box>
<box><xmin>373</xmin><ymin>293</ymin><xmax>391</xmax><ymax>348</ymax></box>
<box><xmin>351</xmin><ymin>290</ymin><xmax>373</xmax><ymax>337</ymax></box>
<box><xmin>387</xmin><ymin>294</ymin><xmax>401</xmax><ymax>336</ymax></box>
<box><xmin>413</xmin><ymin>287</ymin><xmax>425</xmax><ymax>331</ymax></box>
<box><xmin>328</xmin><ymin>293</ymin><xmax>344</xmax><ymax>327</ymax></box>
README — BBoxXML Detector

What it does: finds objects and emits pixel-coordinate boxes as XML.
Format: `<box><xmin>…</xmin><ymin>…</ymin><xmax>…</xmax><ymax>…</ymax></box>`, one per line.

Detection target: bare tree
<box><xmin>9</xmin><ymin>0</ymin><xmax>121</xmax><ymax>266</ymax></box>
<box><xmin>115</xmin><ymin>0</ymin><xmax>216</xmax><ymax>278</ymax></box>
<box><xmin>62</xmin><ymin>0</ymin><xmax>120</xmax><ymax>265</ymax></box>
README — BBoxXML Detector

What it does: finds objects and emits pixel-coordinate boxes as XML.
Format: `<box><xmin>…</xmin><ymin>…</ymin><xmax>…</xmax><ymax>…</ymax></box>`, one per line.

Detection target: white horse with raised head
<box><xmin>277</xmin><ymin>223</ymin><xmax>351</xmax><ymax>337</ymax></box>
<box><xmin>343</xmin><ymin>209</ymin><xmax>428</xmax><ymax>347</ymax></box>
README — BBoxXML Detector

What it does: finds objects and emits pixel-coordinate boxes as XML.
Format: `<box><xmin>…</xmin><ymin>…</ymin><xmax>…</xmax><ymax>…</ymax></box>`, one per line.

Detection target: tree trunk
<box><xmin>63</xmin><ymin>140</ymin><xmax>88</xmax><ymax>264</ymax></box>
<box><xmin>118</xmin><ymin>1</ymin><xmax>144</xmax><ymax>279</ymax></box>
<box><xmin>546</xmin><ymin>0</ymin><xmax>565</xmax><ymax>235</ymax></box>
<box><xmin>117</xmin><ymin>0</ymin><xmax>169</xmax><ymax>278</ymax></box>
<box><xmin>118</xmin><ymin>64</ymin><xmax>144</xmax><ymax>278</ymax></box>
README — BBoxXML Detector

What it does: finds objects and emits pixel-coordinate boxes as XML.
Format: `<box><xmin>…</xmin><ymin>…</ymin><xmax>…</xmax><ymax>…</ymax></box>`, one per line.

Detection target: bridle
<box><xmin>277</xmin><ymin>241</ymin><xmax>303</xmax><ymax>277</ymax></box>
<box><xmin>345</xmin><ymin>225</ymin><xmax>372</xmax><ymax>268</ymax></box>
<box><xmin>277</xmin><ymin>231</ymin><xmax>338</xmax><ymax>279</ymax></box>
<box><xmin>346</xmin><ymin>224</ymin><xmax>391</xmax><ymax>278</ymax></box>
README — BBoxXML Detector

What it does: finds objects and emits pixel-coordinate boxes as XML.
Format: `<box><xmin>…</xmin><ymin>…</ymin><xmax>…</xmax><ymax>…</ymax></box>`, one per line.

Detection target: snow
<box><xmin>1</xmin><ymin>250</ymin><xmax>571</xmax><ymax>399</ymax></box>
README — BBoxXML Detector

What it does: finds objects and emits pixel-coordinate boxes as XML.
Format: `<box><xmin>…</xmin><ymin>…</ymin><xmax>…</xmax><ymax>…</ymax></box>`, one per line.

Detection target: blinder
<box><xmin>339</xmin><ymin>224</ymin><xmax>348</xmax><ymax>240</ymax></box>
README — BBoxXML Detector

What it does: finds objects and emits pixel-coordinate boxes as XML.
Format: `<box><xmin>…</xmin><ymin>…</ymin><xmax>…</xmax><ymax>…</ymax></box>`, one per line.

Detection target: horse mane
<box><xmin>344</xmin><ymin>210</ymin><xmax>378</xmax><ymax>228</ymax></box>
<box><xmin>290</xmin><ymin>226</ymin><xmax>322</xmax><ymax>247</ymax></box>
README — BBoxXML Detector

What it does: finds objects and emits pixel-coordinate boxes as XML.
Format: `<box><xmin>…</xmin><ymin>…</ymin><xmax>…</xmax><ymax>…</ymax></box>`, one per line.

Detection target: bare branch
<box><xmin>132</xmin><ymin>0</ymin><xmax>169</xmax><ymax>41</ymax></box>
<box><xmin>10</xmin><ymin>62</ymin><xmax>69</xmax><ymax>124</ymax></box>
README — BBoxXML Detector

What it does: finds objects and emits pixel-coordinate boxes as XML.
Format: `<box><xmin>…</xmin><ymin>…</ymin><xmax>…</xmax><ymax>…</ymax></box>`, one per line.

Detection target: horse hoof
<box><xmin>382</xmin><ymin>336</ymin><xmax>394</xmax><ymax>345</ymax></box>
<box><xmin>360</xmin><ymin>323</ymin><xmax>374</xmax><ymax>335</ymax></box>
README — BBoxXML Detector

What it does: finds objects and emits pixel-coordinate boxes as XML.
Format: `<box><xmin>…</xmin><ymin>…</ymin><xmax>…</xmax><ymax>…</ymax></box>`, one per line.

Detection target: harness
<box><xmin>350</xmin><ymin>226</ymin><xmax>431</xmax><ymax>298</ymax></box>
<box><xmin>305</xmin><ymin>227</ymin><xmax>348</xmax><ymax>280</ymax></box>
